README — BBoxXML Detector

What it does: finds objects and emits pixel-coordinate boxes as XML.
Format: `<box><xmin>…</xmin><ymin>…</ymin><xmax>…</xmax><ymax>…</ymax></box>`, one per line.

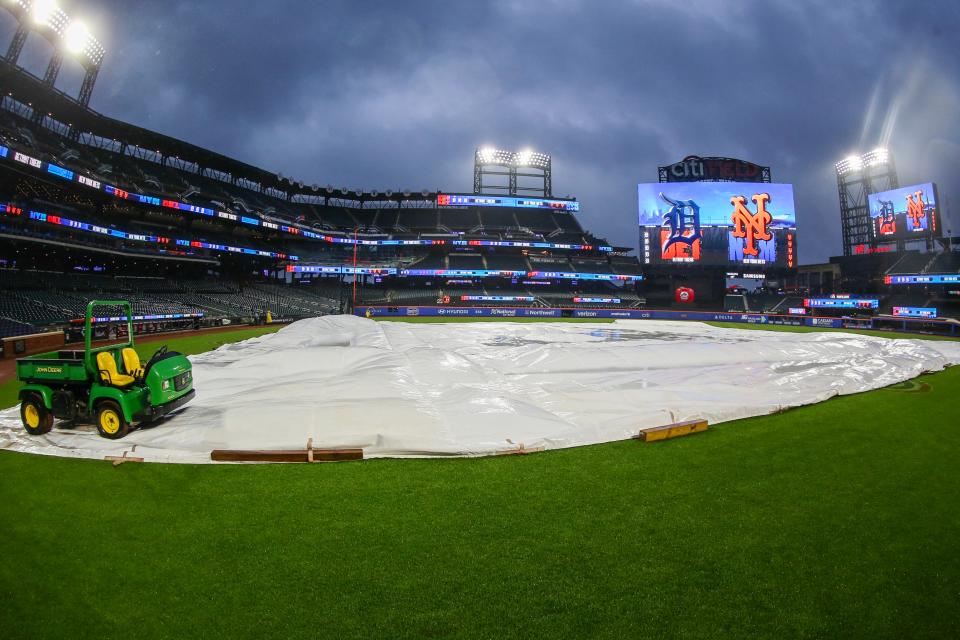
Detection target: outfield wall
<box><xmin>354</xmin><ymin>306</ymin><xmax>960</xmax><ymax>336</ymax></box>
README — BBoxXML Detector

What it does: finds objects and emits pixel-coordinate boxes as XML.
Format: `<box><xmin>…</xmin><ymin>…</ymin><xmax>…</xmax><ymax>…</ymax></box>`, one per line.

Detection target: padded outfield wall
<box><xmin>355</xmin><ymin>306</ymin><xmax>960</xmax><ymax>336</ymax></box>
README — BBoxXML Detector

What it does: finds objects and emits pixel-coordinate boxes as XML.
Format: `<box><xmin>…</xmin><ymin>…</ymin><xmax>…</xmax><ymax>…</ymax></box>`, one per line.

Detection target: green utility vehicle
<box><xmin>16</xmin><ymin>300</ymin><xmax>195</xmax><ymax>439</ymax></box>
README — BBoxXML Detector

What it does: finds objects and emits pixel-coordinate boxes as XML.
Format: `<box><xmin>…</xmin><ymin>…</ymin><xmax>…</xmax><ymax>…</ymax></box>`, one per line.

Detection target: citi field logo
<box><xmin>730</xmin><ymin>193</ymin><xmax>773</xmax><ymax>257</ymax></box>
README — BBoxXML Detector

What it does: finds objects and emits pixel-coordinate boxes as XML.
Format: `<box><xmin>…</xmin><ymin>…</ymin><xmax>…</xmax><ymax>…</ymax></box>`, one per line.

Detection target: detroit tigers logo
<box><xmin>730</xmin><ymin>193</ymin><xmax>773</xmax><ymax>257</ymax></box>
<box><xmin>877</xmin><ymin>199</ymin><xmax>896</xmax><ymax>235</ymax></box>
<box><xmin>905</xmin><ymin>191</ymin><xmax>926</xmax><ymax>229</ymax></box>
<box><xmin>659</xmin><ymin>192</ymin><xmax>701</xmax><ymax>254</ymax></box>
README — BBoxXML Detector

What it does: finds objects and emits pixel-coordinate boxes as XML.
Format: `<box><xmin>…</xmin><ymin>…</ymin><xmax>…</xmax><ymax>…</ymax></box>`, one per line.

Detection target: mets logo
<box><xmin>730</xmin><ymin>193</ymin><xmax>773</xmax><ymax>257</ymax></box>
<box><xmin>659</xmin><ymin>192</ymin><xmax>701</xmax><ymax>253</ymax></box>
<box><xmin>905</xmin><ymin>191</ymin><xmax>926</xmax><ymax>228</ymax></box>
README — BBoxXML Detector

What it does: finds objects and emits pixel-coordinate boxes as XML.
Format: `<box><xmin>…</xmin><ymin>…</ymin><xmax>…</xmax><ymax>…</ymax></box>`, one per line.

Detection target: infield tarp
<box><xmin>1</xmin><ymin>316</ymin><xmax>959</xmax><ymax>463</ymax></box>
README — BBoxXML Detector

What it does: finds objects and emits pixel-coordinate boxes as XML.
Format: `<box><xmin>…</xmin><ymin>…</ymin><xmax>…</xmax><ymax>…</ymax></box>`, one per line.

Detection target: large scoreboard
<box><xmin>868</xmin><ymin>182</ymin><xmax>941</xmax><ymax>241</ymax></box>
<box><xmin>638</xmin><ymin>181</ymin><xmax>796</xmax><ymax>268</ymax></box>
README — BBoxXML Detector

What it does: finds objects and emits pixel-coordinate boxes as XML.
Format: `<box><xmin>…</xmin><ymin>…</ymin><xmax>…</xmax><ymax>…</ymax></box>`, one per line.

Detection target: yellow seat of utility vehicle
<box><xmin>97</xmin><ymin>351</ymin><xmax>136</xmax><ymax>388</ymax></box>
<box><xmin>121</xmin><ymin>347</ymin><xmax>144</xmax><ymax>379</ymax></box>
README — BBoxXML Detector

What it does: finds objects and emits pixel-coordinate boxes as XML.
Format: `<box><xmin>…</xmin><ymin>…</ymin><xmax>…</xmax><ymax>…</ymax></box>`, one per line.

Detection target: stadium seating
<box><xmin>438</xmin><ymin>209</ymin><xmax>481</xmax><ymax>231</ymax></box>
<box><xmin>610</xmin><ymin>257</ymin><xmax>643</xmax><ymax>276</ymax></box>
<box><xmin>887</xmin><ymin>252</ymin><xmax>935</xmax><ymax>274</ymax></box>
<box><xmin>396</xmin><ymin>209</ymin><xmax>440</xmax><ymax>230</ymax></box>
<box><xmin>925</xmin><ymin>251</ymin><xmax>960</xmax><ymax>274</ymax></box>
<box><xmin>528</xmin><ymin>256</ymin><xmax>575</xmax><ymax>272</ymax></box>
<box><xmin>765</xmin><ymin>296</ymin><xmax>804</xmax><ymax>314</ymax></box>
<box><xmin>447</xmin><ymin>254</ymin><xmax>486</xmax><ymax>270</ymax></box>
<box><xmin>485</xmin><ymin>254</ymin><xmax>530</xmax><ymax>272</ymax></box>
<box><xmin>0</xmin><ymin>318</ymin><xmax>37</xmax><ymax>338</ymax></box>
<box><xmin>408</xmin><ymin>253</ymin><xmax>447</xmax><ymax>270</ymax></box>
<box><xmin>477</xmin><ymin>209</ymin><xmax>518</xmax><ymax>230</ymax></box>
<box><xmin>0</xmin><ymin>268</ymin><xmax>340</xmax><ymax>333</ymax></box>
<box><xmin>724</xmin><ymin>294</ymin><xmax>748</xmax><ymax>312</ymax></box>
<box><xmin>571</xmin><ymin>259</ymin><xmax>612</xmax><ymax>274</ymax></box>
<box><xmin>880</xmin><ymin>292</ymin><xmax>931</xmax><ymax>315</ymax></box>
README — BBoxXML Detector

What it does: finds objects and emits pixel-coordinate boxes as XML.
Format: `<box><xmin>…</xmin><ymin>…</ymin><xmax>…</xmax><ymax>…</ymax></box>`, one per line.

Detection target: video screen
<box><xmin>638</xmin><ymin>182</ymin><xmax>796</xmax><ymax>268</ymax></box>
<box><xmin>867</xmin><ymin>182</ymin><xmax>941</xmax><ymax>241</ymax></box>
<box><xmin>892</xmin><ymin>306</ymin><xmax>937</xmax><ymax>318</ymax></box>
<box><xmin>804</xmin><ymin>298</ymin><xmax>879</xmax><ymax>309</ymax></box>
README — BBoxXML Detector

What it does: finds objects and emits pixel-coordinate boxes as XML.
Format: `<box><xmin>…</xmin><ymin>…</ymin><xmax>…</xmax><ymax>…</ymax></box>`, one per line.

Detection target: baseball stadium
<box><xmin>1</xmin><ymin>1</ymin><xmax>959</xmax><ymax>638</ymax></box>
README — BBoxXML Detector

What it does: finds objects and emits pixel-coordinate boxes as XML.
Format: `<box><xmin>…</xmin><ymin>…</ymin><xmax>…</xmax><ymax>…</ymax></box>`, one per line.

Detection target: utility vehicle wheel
<box><xmin>95</xmin><ymin>401</ymin><xmax>130</xmax><ymax>440</ymax></box>
<box><xmin>21</xmin><ymin>395</ymin><xmax>53</xmax><ymax>436</ymax></box>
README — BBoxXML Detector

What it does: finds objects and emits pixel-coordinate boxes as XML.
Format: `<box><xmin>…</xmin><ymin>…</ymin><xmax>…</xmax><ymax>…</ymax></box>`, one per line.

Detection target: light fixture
<box><xmin>64</xmin><ymin>20</ymin><xmax>91</xmax><ymax>54</ymax></box>
<box><xmin>32</xmin><ymin>0</ymin><xmax>56</xmax><ymax>26</ymax></box>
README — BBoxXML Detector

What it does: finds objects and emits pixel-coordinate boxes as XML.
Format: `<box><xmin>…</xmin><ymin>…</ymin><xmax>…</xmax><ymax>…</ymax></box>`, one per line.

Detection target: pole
<box><xmin>352</xmin><ymin>227</ymin><xmax>359</xmax><ymax>311</ymax></box>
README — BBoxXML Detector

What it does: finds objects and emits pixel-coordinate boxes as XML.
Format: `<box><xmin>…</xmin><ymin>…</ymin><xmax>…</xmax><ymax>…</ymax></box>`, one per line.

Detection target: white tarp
<box><xmin>1</xmin><ymin>316</ymin><xmax>959</xmax><ymax>463</ymax></box>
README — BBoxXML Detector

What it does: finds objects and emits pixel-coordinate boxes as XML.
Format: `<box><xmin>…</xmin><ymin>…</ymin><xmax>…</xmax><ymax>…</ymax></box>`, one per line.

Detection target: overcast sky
<box><xmin>4</xmin><ymin>0</ymin><xmax>959</xmax><ymax>263</ymax></box>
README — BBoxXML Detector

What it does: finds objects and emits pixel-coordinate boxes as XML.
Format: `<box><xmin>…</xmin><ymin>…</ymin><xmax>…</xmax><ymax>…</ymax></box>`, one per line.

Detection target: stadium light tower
<box><xmin>836</xmin><ymin>148</ymin><xmax>898</xmax><ymax>256</ymax></box>
<box><xmin>4</xmin><ymin>0</ymin><xmax>32</xmax><ymax>64</ymax></box>
<box><xmin>473</xmin><ymin>147</ymin><xmax>552</xmax><ymax>197</ymax></box>
<box><xmin>2</xmin><ymin>0</ymin><xmax>106</xmax><ymax>107</ymax></box>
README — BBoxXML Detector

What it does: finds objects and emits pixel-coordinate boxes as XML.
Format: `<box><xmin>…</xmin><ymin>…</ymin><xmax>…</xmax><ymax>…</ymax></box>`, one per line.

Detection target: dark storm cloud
<box><xmin>17</xmin><ymin>0</ymin><xmax>960</xmax><ymax>262</ymax></box>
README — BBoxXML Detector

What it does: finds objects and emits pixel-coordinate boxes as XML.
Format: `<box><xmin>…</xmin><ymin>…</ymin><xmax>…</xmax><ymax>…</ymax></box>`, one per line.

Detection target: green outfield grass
<box><xmin>706</xmin><ymin>320</ymin><xmax>960</xmax><ymax>341</ymax></box>
<box><xmin>1</xmin><ymin>321</ymin><xmax>959</xmax><ymax>638</ymax></box>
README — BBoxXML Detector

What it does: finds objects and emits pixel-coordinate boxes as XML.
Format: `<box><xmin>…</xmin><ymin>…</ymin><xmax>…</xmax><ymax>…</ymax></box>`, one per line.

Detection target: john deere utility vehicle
<box><xmin>16</xmin><ymin>300</ymin><xmax>195</xmax><ymax>439</ymax></box>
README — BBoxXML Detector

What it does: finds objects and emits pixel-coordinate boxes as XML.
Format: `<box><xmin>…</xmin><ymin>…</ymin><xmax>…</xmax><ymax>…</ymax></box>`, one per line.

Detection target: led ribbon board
<box><xmin>86</xmin><ymin>312</ymin><xmax>205</xmax><ymax>323</ymax></box>
<box><xmin>287</xmin><ymin>265</ymin><xmax>397</xmax><ymax>275</ymax></box>
<box><xmin>573</xmin><ymin>297</ymin><xmax>621</xmax><ymax>303</ymax></box>
<box><xmin>437</xmin><ymin>194</ymin><xmax>580</xmax><ymax>212</ymax></box>
<box><xmin>402</xmin><ymin>269</ymin><xmax>526</xmax><ymax>277</ymax></box>
<box><xmin>885</xmin><ymin>274</ymin><xmax>960</xmax><ymax>285</ymax></box>
<box><xmin>452</xmin><ymin>239</ymin><xmax>611</xmax><ymax>252</ymax></box>
<box><xmin>1</xmin><ymin>204</ymin><xmax>296</xmax><ymax>260</ymax></box>
<box><xmin>286</xmin><ymin>265</ymin><xmax>642</xmax><ymax>281</ymax></box>
<box><xmin>324</xmin><ymin>237</ymin><xmax>444</xmax><ymax>246</ymax></box>
<box><xmin>526</xmin><ymin>271</ymin><xmax>641</xmax><ymax>282</ymax></box>
<box><xmin>460</xmin><ymin>296</ymin><xmax>535</xmax><ymax>302</ymax></box>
